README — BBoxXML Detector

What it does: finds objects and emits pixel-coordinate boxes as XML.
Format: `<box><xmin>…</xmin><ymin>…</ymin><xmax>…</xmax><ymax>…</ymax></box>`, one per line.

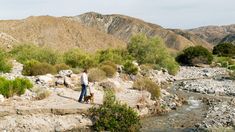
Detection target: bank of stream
<box><xmin>141</xmin><ymin>77</ymin><xmax>234</xmax><ymax>132</ymax></box>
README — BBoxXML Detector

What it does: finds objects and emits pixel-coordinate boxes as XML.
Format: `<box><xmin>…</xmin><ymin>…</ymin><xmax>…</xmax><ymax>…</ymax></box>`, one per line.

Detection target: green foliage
<box><xmin>90</xmin><ymin>90</ymin><xmax>141</xmax><ymax>131</ymax></box>
<box><xmin>123</xmin><ymin>61</ymin><xmax>138</xmax><ymax>75</ymax></box>
<box><xmin>213</xmin><ymin>43</ymin><xmax>235</xmax><ymax>57</ymax></box>
<box><xmin>97</xmin><ymin>49</ymin><xmax>133</xmax><ymax>65</ymax></box>
<box><xmin>214</xmin><ymin>56</ymin><xmax>235</xmax><ymax>67</ymax></box>
<box><xmin>10</xmin><ymin>44</ymin><xmax>61</xmax><ymax>65</ymax></box>
<box><xmin>54</xmin><ymin>63</ymin><xmax>70</xmax><ymax>72</ymax></box>
<box><xmin>100</xmin><ymin>65</ymin><xmax>116</xmax><ymax>77</ymax></box>
<box><xmin>88</xmin><ymin>68</ymin><xmax>107</xmax><ymax>82</ymax></box>
<box><xmin>23</xmin><ymin>60</ymin><xmax>56</xmax><ymax>76</ymax></box>
<box><xmin>101</xmin><ymin>61</ymin><xmax>117</xmax><ymax>69</ymax></box>
<box><xmin>0</xmin><ymin>50</ymin><xmax>12</xmax><ymax>73</ymax></box>
<box><xmin>176</xmin><ymin>46</ymin><xmax>213</xmax><ymax>66</ymax></box>
<box><xmin>64</xmin><ymin>48</ymin><xmax>97</xmax><ymax>69</ymax></box>
<box><xmin>128</xmin><ymin>34</ymin><xmax>179</xmax><ymax>75</ymax></box>
<box><xmin>133</xmin><ymin>77</ymin><xmax>161</xmax><ymax>99</ymax></box>
<box><xmin>0</xmin><ymin>77</ymin><xmax>33</xmax><ymax>98</ymax></box>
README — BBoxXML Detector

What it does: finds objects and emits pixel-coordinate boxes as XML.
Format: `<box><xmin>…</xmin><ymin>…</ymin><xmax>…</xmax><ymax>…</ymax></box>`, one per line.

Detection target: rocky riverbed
<box><xmin>1</xmin><ymin>61</ymin><xmax>235</xmax><ymax>131</ymax></box>
<box><xmin>142</xmin><ymin>66</ymin><xmax>235</xmax><ymax>131</ymax></box>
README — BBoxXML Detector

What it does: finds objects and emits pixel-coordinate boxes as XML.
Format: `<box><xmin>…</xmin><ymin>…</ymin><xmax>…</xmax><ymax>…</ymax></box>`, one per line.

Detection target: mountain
<box><xmin>0</xmin><ymin>16</ymin><xmax>126</xmax><ymax>52</ymax></box>
<box><xmin>188</xmin><ymin>24</ymin><xmax>235</xmax><ymax>45</ymax></box>
<box><xmin>219</xmin><ymin>34</ymin><xmax>235</xmax><ymax>45</ymax></box>
<box><xmin>0</xmin><ymin>12</ymin><xmax>215</xmax><ymax>53</ymax></box>
<box><xmin>71</xmin><ymin>12</ymin><xmax>212</xmax><ymax>52</ymax></box>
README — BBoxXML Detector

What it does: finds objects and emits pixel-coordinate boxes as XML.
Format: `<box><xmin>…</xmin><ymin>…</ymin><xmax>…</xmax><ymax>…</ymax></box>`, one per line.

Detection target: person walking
<box><xmin>78</xmin><ymin>69</ymin><xmax>88</xmax><ymax>103</ymax></box>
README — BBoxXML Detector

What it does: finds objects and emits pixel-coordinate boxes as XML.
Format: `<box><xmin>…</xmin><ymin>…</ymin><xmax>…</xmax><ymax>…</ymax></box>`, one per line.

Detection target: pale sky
<box><xmin>0</xmin><ymin>0</ymin><xmax>234</xmax><ymax>29</ymax></box>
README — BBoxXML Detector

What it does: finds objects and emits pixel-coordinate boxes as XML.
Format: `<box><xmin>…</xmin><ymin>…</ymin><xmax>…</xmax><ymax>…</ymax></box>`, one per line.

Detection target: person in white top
<box><xmin>78</xmin><ymin>69</ymin><xmax>89</xmax><ymax>102</ymax></box>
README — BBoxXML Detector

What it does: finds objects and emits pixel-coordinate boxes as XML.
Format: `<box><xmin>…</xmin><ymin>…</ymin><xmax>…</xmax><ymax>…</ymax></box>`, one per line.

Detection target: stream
<box><xmin>140</xmin><ymin>81</ymin><xmax>220</xmax><ymax>132</ymax></box>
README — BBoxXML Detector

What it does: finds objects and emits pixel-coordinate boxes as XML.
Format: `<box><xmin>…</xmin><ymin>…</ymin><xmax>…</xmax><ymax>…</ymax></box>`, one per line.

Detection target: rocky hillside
<box><xmin>188</xmin><ymin>24</ymin><xmax>235</xmax><ymax>45</ymax></box>
<box><xmin>219</xmin><ymin>34</ymin><xmax>235</xmax><ymax>45</ymax></box>
<box><xmin>0</xmin><ymin>16</ymin><xmax>126</xmax><ymax>52</ymax></box>
<box><xmin>72</xmin><ymin>12</ymin><xmax>212</xmax><ymax>52</ymax></box>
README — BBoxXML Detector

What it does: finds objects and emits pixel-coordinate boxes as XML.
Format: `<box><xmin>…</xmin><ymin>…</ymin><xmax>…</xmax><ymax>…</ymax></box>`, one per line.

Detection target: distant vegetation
<box><xmin>176</xmin><ymin>46</ymin><xmax>213</xmax><ymax>66</ymax></box>
<box><xmin>89</xmin><ymin>90</ymin><xmax>141</xmax><ymax>131</ymax></box>
<box><xmin>213</xmin><ymin>43</ymin><xmax>235</xmax><ymax>57</ymax></box>
<box><xmin>128</xmin><ymin>34</ymin><xmax>179</xmax><ymax>75</ymax></box>
<box><xmin>0</xmin><ymin>77</ymin><xmax>33</xmax><ymax>98</ymax></box>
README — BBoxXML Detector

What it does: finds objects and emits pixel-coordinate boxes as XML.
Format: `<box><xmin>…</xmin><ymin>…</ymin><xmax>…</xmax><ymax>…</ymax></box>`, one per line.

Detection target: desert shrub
<box><xmin>64</xmin><ymin>48</ymin><xmax>97</xmax><ymax>69</ymax></box>
<box><xmin>0</xmin><ymin>77</ymin><xmax>33</xmax><ymax>98</ymax></box>
<box><xmin>101</xmin><ymin>61</ymin><xmax>117</xmax><ymax>69</ymax></box>
<box><xmin>88</xmin><ymin>68</ymin><xmax>107</xmax><ymax>82</ymax></box>
<box><xmin>90</xmin><ymin>90</ymin><xmax>141</xmax><ymax>131</ymax></box>
<box><xmin>214</xmin><ymin>56</ymin><xmax>235</xmax><ymax>67</ymax></box>
<box><xmin>213</xmin><ymin>43</ymin><xmax>235</xmax><ymax>57</ymax></box>
<box><xmin>10</xmin><ymin>43</ymin><xmax>60</xmax><ymax>65</ymax></box>
<box><xmin>123</xmin><ymin>61</ymin><xmax>138</xmax><ymax>75</ymax></box>
<box><xmin>33</xmin><ymin>88</ymin><xmax>51</xmax><ymax>100</ymax></box>
<box><xmin>228</xmin><ymin>65</ymin><xmax>235</xmax><ymax>70</ymax></box>
<box><xmin>128</xmin><ymin>34</ymin><xmax>179</xmax><ymax>75</ymax></box>
<box><xmin>176</xmin><ymin>46</ymin><xmax>213</xmax><ymax>66</ymax></box>
<box><xmin>23</xmin><ymin>60</ymin><xmax>56</xmax><ymax>76</ymax></box>
<box><xmin>100</xmin><ymin>65</ymin><xmax>116</xmax><ymax>77</ymax></box>
<box><xmin>0</xmin><ymin>50</ymin><xmax>12</xmax><ymax>73</ymax></box>
<box><xmin>133</xmin><ymin>77</ymin><xmax>161</xmax><ymax>99</ymax></box>
<box><xmin>54</xmin><ymin>63</ymin><xmax>70</xmax><ymax>72</ymax></box>
<box><xmin>0</xmin><ymin>49</ymin><xmax>12</xmax><ymax>73</ymax></box>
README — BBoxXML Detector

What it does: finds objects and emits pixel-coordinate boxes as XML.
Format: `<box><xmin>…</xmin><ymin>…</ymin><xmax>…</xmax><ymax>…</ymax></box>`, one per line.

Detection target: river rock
<box><xmin>59</xmin><ymin>70</ymin><xmax>73</xmax><ymax>77</ymax></box>
<box><xmin>0</xmin><ymin>94</ymin><xmax>4</xmax><ymax>102</ymax></box>
<box><xmin>36</xmin><ymin>74</ymin><xmax>55</xmax><ymax>86</ymax></box>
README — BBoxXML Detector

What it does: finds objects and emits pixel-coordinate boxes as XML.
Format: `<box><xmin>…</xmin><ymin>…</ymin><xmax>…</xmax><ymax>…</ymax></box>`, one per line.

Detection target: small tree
<box><xmin>176</xmin><ymin>46</ymin><xmax>213</xmax><ymax>66</ymax></box>
<box><xmin>127</xmin><ymin>34</ymin><xmax>179</xmax><ymax>75</ymax></box>
<box><xmin>213</xmin><ymin>43</ymin><xmax>235</xmax><ymax>57</ymax></box>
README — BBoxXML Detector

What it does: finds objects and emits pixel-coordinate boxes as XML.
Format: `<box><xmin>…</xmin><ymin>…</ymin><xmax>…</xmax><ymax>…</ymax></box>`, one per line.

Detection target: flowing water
<box><xmin>141</xmin><ymin>82</ymin><xmax>210</xmax><ymax>132</ymax></box>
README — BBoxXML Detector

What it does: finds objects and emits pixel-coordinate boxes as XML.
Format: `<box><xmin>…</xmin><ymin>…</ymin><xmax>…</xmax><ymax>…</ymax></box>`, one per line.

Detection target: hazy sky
<box><xmin>0</xmin><ymin>0</ymin><xmax>234</xmax><ymax>29</ymax></box>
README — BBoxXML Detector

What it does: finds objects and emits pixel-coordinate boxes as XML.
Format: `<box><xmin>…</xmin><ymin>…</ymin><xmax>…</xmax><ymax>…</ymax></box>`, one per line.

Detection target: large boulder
<box><xmin>36</xmin><ymin>74</ymin><xmax>55</xmax><ymax>86</ymax></box>
<box><xmin>59</xmin><ymin>70</ymin><xmax>73</xmax><ymax>77</ymax></box>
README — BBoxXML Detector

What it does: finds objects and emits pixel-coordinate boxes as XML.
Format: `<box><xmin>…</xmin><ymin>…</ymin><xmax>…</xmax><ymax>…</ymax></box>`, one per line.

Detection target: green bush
<box><xmin>101</xmin><ymin>61</ymin><xmax>117</xmax><ymax>69</ymax></box>
<box><xmin>213</xmin><ymin>43</ymin><xmax>235</xmax><ymax>57</ymax></box>
<box><xmin>97</xmin><ymin>49</ymin><xmax>133</xmax><ymax>65</ymax></box>
<box><xmin>90</xmin><ymin>90</ymin><xmax>141</xmax><ymax>131</ymax></box>
<box><xmin>10</xmin><ymin>43</ymin><xmax>61</xmax><ymax>65</ymax></box>
<box><xmin>100</xmin><ymin>65</ymin><xmax>116</xmax><ymax>77</ymax></box>
<box><xmin>133</xmin><ymin>77</ymin><xmax>161</xmax><ymax>99</ymax></box>
<box><xmin>176</xmin><ymin>46</ymin><xmax>213</xmax><ymax>66</ymax></box>
<box><xmin>123</xmin><ymin>61</ymin><xmax>138</xmax><ymax>75</ymax></box>
<box><xmin>23</xmin><ymin>60</ymin><xmax>56</xmax><ymax>76</ymax></box>
<box><xmin>128</xmin><ymin>34</ymin><xmax>179</xmax><ymax>75</ymax></box>
<box><xmin>88</xmin><ymin>68</ymin><xmax>107</xmax><ymax>82</ymax></box>
<box><xmin>64</xmin><ymin>48</ymin><xmax>97</xmax><ymax>69</ymax></box>
<box><xmin>0</xmin><ymin>50</ymin><xmax>12</xmax><ymax>73</ymax></box>
<box><xmin>0</xmin><ymin>77</ymin><xmax>33</xmax><ymax>98</ymax></box>
<box><xmin>54</xmin><ymin>63</ymin><xmax>70</xmax><ymax>72</ymax></box>
<box><xmin>214</xmin><ymin>56</ymin><xmax>235</xmax><ymax>67</ymax></box>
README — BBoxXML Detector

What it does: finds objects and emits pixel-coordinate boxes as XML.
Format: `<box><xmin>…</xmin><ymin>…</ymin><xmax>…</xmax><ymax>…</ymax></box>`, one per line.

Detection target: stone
<box><xmin>64</xmin><ymin>76</ymin><xmax>74</xmax><ymax>88</ymax></box>
<box><xmin>59</xmin><ymin>70</ymin><xmax>73</xmax><ymax>77</ymax></box>
<box><xmin>55</xmin><ymin>77</ymin><xmax>64</xmax><ymax>86</ymax></box>
<box><xmin>0</xmin><ymin>94</ymin><xmax>4</xmax><ymax>102</ymax></box>
<box><xmin>36</xmin><ymin>74</ymin><xmax>55</xmax><ymax>86</ymax></box>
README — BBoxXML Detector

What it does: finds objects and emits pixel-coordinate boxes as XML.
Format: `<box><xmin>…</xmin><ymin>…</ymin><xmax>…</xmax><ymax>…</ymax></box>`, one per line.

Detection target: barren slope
<box><xmin>0</xmin><ymin>16</ymin><xmax>126</xmax><ymax>52</ymax></box>
<box><xmin>188</xmin><ymin>24</ymin><xmax>235</xmax><ymax>45</ymax></box>
<box><xmin>72</xmin><ymin>12</ymin><xmax>212</xmax><ymax>52</ymax></box>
